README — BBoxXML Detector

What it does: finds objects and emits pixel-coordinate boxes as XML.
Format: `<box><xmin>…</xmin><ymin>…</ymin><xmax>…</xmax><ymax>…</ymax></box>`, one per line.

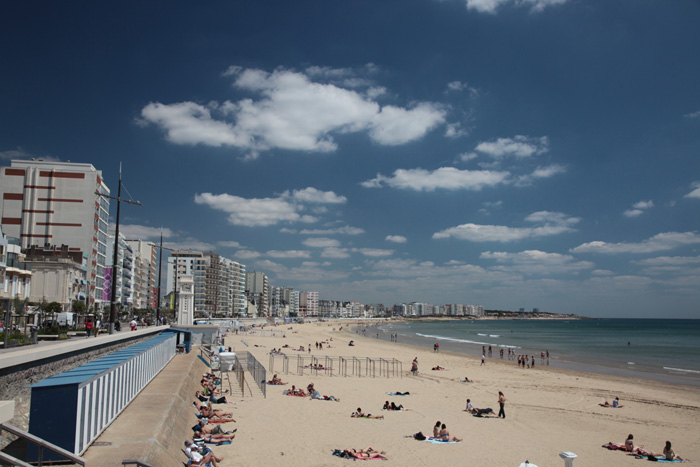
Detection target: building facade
<box><xmin>245</xmin><ymin>271</ymin><xmax>268</xmax><ymax>315</ymax></box>
<box><xmin>0</xmin><ymin>160</ymin><xmax>110</xmax><ymax>309</ymax></box>
<box><xmin>24</xmin><ymin>245</ymin><xmax>86</xmax><ymax>310</ymax></box>
<box><xmin>126</xmin><ymin>240</ymin><xmax>157</xmax><ymax>310</ymax></box>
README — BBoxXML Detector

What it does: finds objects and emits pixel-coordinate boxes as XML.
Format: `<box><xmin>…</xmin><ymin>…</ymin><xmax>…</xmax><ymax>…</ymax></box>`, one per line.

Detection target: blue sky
<box><xmin>2</xmin><ymin>0</ymin><xmax>699</xmax><ymax>318</ymax></box>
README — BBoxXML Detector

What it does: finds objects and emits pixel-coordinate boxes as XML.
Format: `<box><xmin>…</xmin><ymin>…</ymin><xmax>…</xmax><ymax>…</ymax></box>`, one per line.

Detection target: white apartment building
<box><xmin>0</xmin><ymin>227</ymin><xmax>32</xmax><ymax>309</ymax></box>
<box><xmin>245</xmin><ymin>271</ymin><xmax>268</xmax><ymax>314</ymax></box>
<box><xmin>126</xmin><ymin>240</ymin><xmax>157</xmax><ymax>310</ymax></box>
<box><xmin>0</xmin><ymin>160</ymin><xmax>110</xmax><ymax>309</ymax></box>
<box><xmin>106</xmin><ymin>232</ymin><xmax>134</xmax><ymax>311</ymax></box>
<box><xmin>167</xmin><ymin>251</ymin><xmax>246</xmax><ymax>318</ymax></box>
<box><xmin>24</xmin><ymin>244</ymin><xmax>86</xmax><ymax>310</ymax></box>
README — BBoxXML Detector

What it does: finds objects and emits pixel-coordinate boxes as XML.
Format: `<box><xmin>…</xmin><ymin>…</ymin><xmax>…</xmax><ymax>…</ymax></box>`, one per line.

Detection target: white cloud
<box><xmin>302</xmin><ymin>237</ymin><xmax>340</xmax><ymax>248</ymax></box>
<box><xmin>465</xmin><ymin>0</ymin><xmax>568</xmax><ymax>14</ymax></box>
<box><xmin>321</xmin><ymin>247</ymin><xmax>351</xmax><ymax>259</ymax></box>
<box><xmin>458</xmin><ymin>152</ymin><xmax>478</xmax><ymax>162</ymax></box>
<box><xmin>444</xmin><ymin>122</ymin><xmax>469</xmax><ymax>138</ymax></box>
<box><xmin>119</xmin><ymin>224</ymin><xmax>174</xmax><ymax>240</ymax></box>
<box><xmin>141</xmin><ymin>66</ymin><xmax>446</xmax><ymax>153</ymax></box>
<box><xmin>683</xmin><ymin>110</ymin><xmax>700</xmax><ymax>118</ymax></box>
<box><xmin>685</xmin><ymin>182</ymin><xmax>700</xmax><ymax>199</ymax></box>
<box><xmin>194</xmin><ymin>192</ymin><xmax>306</xmax><ymax>227</ymax></box>
<box><xmin>481</xmin><ymin>250</ymin><xmax>594</xmax><ymax>274</ymax></box>
<box><xmin>362</xmin><ymin>167</ymin><xmax>509</xmax><ymax>191</ymax></box>
<box><xmin>386</xmin><ymin>235</ymin><xmax>407</xmax><ymax>244</ymax></box>
<box><xmin>266</xmin><ymin>250</ymin><xmax>311</xmax><ymax>258</ymax></box>
<box><xmin>353</xmin><ymin>248</ymin><xmax>394</xmax><ymax>257</ymax></box>
<box><xmin>571</xmin><ymin>232</ymin><xmax>700</xmax><ymax>254</ymax></box>
<box><xmin>433</xmin><ymin>211</ymin><xmax>579</xmax><ymax>242</ymax></box>
<box><xmin>516</xmin><ymin>164</ymin><xmax>566</xmax><ymax>186</ymax></box>
<box><xmin>624</xmin><ymin>200</ymin><xmax>654</xmax><ymax>217</ymax></box>
<box><xmin>163</xmin><ymin>239</ymin><xmax>216</xmax><ymax>251</ymax></box>
<box><xmin>234</xmin><ymin>250</ymin><xmax>262</xmax><ymax>259</ymax></box>
<box><xmin>634</xmin><ymin>255</ymin><xmax>700</xmax><ymax>267</ymax></box>
<box><xmin>217</xmin><ymin>240</ymin><xmax>244</xmax><ymax>248</ymax></box>
<box><xmin>299</xmin><ymin>226</ymin><xmax>365</xmax><ymax>235</ymax></box>
<box><xmin>194</xmin><ymin>187</ymin><xmax>344</xmax><ymax>227</ymax></box>
<box><xmin>475</xmin><ymin>135</ymin><xmax>549</xmax><ymax>158</ymax></box>
<box><xmin>286</xmin><ymin>187</ymin><xmax>347</xmax><ymax>204</ymax></box>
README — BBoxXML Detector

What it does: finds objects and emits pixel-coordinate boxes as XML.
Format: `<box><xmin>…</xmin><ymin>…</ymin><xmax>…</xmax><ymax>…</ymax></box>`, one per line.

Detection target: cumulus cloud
<box><xmin>0</xmin><ymin>147</ymin><xmax>60</xmax><ymax>162</ymax></box>
<box><xmin>623</xmin><ymin>200</ymin><xmax>654</xmax><ymax>218</ymax></box>
<box><xmin>386</xmin><ymin>235</ymin><xmax>407</xmax><ymax>243</ymax></box>
<box><xmin>684</xmin><ymin>110</ymin><xmax>700</xmax><ymax>118</ymax></box>
<box><xmin>217</xmin><ymin>240</ymin><xmax>244</xmax><ymax>248</ymax></box>
<box><xmin>234</xmin><ymin>250</ymin><xmax>262</xmax><ymax>259</ymax></box>
<box><xmin>516</xmin><ymin>164</ymin><xmax>567</xmax><ymax>186</ymax></box>
<box><xmin>466</xmin><ymin>0</ymin><xmax>568</xmax><ymax>14</ymax></box>
<box><xmin>571</xmin><ymin>232</ymin><xmax>700</xmax><ymax>254</ymax></box>
<box><xmin>362</xmin><ymin>167</ymin><xmax>509</xmax><ymax>191</ymax></box>
<box><xmin>475</xmin><ymin>135</ymin><xmax>549</xmax><ymax>158</ymax></box>
<box><xmin>685</xmin><ymin>182</ymin><xmax>700</xmax><ymax>199</ymax></box>
<box><xmin>266</xmin><ymin>250</ymin><xmax>311</xmax><ymax>258</ymax></box>
<box><xmin>119</xmin><ymin>224</ymin><xmax>174</xmax><ymax>240</ymax></box>
<box><xmin>321</xmin><ymin>247</ymin><xmax>351</xmax><ymax>258</ymax></box>
<box><xmin>353</xmin><ymin>248</ymin><xmax>394</xmax><ymax>257</ymax></box>
<box><xmin>140</xmin><ymin>66</ymin><xmax>446</xmax><ymax>154</ymax></box>
<box><xmin>303</xmin><ymin>237</ymin><xmax>340</xmax><ymax>248</ymax></box>
<box><xmin>194</xmin><ymin>187</ymin><xmax>344</xmax><ymax>227</ymax></box>
<box><xmin>299</xmin><ymin>226</ymin><xmax>365</xmax><ymax>235</ymax></box>
<box><xmin>433</xmin><ymin>211</ymin><xmax>579</xmax><ymax>242</ymax></box>
<box><xmin>480</xmin><ymin>250</ymin><xmax>594</xmax><ymax>274</ymax></box>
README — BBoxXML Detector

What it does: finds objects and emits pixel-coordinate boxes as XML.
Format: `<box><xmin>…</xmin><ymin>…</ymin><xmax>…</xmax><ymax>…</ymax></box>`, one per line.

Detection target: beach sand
<box><xmin>208</xmin><ymin>321</ymin><xmax>699</xmax><ymax>466</ymax></box>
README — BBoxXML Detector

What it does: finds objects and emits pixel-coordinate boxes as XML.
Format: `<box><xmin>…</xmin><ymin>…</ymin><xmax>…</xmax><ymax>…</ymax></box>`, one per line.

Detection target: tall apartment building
<box><xmin>298</xmin><ymin>290</ymin><xmax>318</xmax><ymax>316</ymax></box>
<box><xmin>245</xmin><ymin>271</ymin><xmax>268</xmax><ymax>315</ymax></box>
<box><xmin>0</xmin><ymin>160</ymin><xmax>110</xmax><ymax>310</ymax></box>
<box><xmin>0</xmin><ymin>226</ymin><xmax>32</xmax><ymax>308</ymax></box>
<box><xmin>126</xmin><ymin>240</ymin><xmax>157</xmax><ymax>310</ymax></box>
<box><xmin>167</xmin><ymin>251</ymin><xmax>246</xmax><ymax>318</ymax></box>
<box><xmin>268</xmin><ymin>285</ymin><xmax>296</xmax><ymax>317</ymax></box>
<box><xmin>106</xmin><ymin>232</ymin><xmax>134</xmax><ymax>311</ymax></box>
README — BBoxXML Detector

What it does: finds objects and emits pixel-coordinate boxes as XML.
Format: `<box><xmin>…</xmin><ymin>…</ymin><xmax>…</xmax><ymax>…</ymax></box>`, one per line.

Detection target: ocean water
<box><xmin>375</xmin><ymin>319</ymin><xmax>700</xmax><ymax>387</ymax></box>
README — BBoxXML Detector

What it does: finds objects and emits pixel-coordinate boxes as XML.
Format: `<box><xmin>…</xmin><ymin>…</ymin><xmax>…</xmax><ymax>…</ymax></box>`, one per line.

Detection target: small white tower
<box><xmin>177</xmin><ymin>274</ymin><xmax>194</xmax><ymax>326</ymax></box>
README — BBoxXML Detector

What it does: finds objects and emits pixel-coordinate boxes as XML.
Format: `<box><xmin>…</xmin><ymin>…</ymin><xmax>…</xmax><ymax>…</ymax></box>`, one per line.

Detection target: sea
<box><xmin>369</xmin><ymin>319</ymin><xmax>700</xmax><ymax>387</ymax></box>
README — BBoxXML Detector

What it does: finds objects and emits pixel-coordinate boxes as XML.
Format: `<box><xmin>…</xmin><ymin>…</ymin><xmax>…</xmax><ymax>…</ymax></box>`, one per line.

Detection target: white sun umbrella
<box><xmin>518</xmin><ymin>462</ymin><xmax>538</xmax><ymax>467</ymax></box>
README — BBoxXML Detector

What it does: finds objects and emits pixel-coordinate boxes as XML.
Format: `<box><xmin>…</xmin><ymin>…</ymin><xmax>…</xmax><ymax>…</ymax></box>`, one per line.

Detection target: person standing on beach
<box><xmin>497</xmin><ymin>391</ymin><xmax>506</xmax><ymax>418</ymax></box>
<box><xmin>411</xmin><ymin>357</ymin><xmax>418</xmax><ymax>375</ymax></box>
<box><xmin>481</xmin><ymin>354</ymin><xmax>485</xmax><ymax>366</ymax></box>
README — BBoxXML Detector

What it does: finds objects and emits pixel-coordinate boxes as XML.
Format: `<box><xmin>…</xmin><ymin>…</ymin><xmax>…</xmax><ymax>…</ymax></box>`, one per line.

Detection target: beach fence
<box><xmin>219</xmin><ymin>351</ymin><xmax>267</xmax><ymax>398</ymax></box>
<box><xmin>269</xmin><ymin>354</ymin><xmax>402</xmax><ymax>378</ymax></box>
<box><xmin>242</xmin><ymin>328</ymin><xmax>286</xmax><ymax>338</ymax></box>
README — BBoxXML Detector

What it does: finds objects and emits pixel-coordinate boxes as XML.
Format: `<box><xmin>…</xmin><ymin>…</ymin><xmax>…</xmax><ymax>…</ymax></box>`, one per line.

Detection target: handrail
<box><xmin>0</xmin><ymin>450</ymin><xmax>33</xmax><ymax>467</ymax></box>
<box><xmin>0</xmin><ymin>423</ymin><xmax>86</xmax><ymax>466</ymax></box>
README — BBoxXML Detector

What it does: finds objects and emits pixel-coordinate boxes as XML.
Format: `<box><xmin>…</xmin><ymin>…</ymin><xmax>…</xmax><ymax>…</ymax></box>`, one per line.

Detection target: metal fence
<box><xmin>268</xmin><ymin>354</ymin><xmax>402</xmax><ymax>378</ymax></box>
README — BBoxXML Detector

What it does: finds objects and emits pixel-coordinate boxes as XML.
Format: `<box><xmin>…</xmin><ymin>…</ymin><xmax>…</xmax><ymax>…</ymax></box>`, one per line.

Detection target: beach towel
<box><xmin>636</xmin><ymin>456</ymin><xmax>684</xmax><ymax>463</ymax></box>
<box><xmin>202</xmin><ymin>440</ymin><xmax>231</xmax><ymax>446</ymax></box>
<box><xmin>426</xmin><ymin>437</ymin><xmax>460</xmax><ymax>444</ymax></box>
<box><xmin>386</xmin><ymin>392</ymin><xmax>409</xmax><ymax>396</ymax></box>
<box><xmin>332</xmin><ymin>449</ymin><xmax>385</xmax><ymax>460</ymax></box>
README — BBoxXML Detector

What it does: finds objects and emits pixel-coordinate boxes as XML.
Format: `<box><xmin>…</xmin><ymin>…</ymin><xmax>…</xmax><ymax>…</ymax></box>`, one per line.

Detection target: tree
<box><xmin>72</xmin><ymin>300</ymin><xmax>86</xmax><ymax>315</ymax></box>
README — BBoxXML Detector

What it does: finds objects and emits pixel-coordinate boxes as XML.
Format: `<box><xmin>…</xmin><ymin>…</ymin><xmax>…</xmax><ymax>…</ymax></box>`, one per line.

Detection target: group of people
<box><xmin>599</xmin><ymin>397</ymin><xmax>622</xmax><ymax>408</ymax></box>
<box><xmin>186</xmin><ymin>373</ymin><xmax>237</xmax><ymax>466</ymax></box>
<box><xmin>431</xmin><ymin>421</ymin><xmax>462</xmax><ymax>442</ymax></box>
<box><xmin>604</xmin><ymin>435</ymin><xmax>684</xmax><ymax>461</ymax></box>
<box><xmin>464</xmin><ymin>392</ymin><xmax>506</xmax><ymax>418</ymax></box>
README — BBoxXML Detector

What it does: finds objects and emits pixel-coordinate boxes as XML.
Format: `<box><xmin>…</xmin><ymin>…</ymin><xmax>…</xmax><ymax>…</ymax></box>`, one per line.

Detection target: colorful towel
<box><xmin>426</xmin><ymin>437</ymin><xmax>461</xmax><ymax>444</ymax></box>
<box><xmin>203</xmin><ymin>440</ymin><xmax>231</xmax><ymax>446</ymax></box>
<box><xmin>636</xmin><ymin>455</ymin><xmax>684</xmax><ymax>463</ymax></box>
<box><xmin>386</xmin><ymin>392</ymin><xmax>409</xmax><ymax>396</ymax></box>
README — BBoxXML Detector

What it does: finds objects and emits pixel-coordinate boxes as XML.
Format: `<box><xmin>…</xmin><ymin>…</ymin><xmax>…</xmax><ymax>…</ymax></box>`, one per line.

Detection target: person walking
<box><xmin>85</xmin><ymin>319</ymin><xmax>93</xmax><ymax>338</ymax></box>
<box><xmin>497</xmin><ymin>391</ymin><xmax>506</xmax><ymax>419</ymax></box>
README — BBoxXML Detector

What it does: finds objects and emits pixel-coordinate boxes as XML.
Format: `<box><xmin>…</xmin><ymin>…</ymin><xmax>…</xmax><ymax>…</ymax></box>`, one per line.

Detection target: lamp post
<box><xmin>97</xmin><ymin>164</ymin><xmax>141</xmax><ymax>334</ymax></box>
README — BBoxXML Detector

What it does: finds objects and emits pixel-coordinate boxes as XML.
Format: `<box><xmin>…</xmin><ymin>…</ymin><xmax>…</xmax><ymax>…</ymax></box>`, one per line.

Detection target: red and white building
<box><xmin>0</xmin><ymin>160</ymin><xmax>111</xmax><ymax>310</ymax></box>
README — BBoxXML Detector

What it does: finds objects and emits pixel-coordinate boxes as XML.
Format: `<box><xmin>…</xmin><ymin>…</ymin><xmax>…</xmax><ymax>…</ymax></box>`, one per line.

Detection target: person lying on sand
<box><xmin>193</xmin><ymin>431</ymin><xmax>236</xmax><ymax>443</ymax></box>
<box><xmin>635</xmin><ymin>441</ymin><xmax>685</xmax><ymax>461</ymax></box>
<box><xmin>603</xmin><ymin>434</ymin><xmax>642</xmax><ymax>453</ymax></box>
<box><xmin>199</xmin><ymin>405</ymin><xmax>235</xmax><ymax>422</ymax></box>
<box><xmin>466</xmin><ymin>398</ymin><xmax>496</xmax><ymax>417</ymax></box>
<box><xmin>310</xmin><ymin>389</ymin><xmax>340</xmax><ymax>401</ymax></box>
<box><xmin>383</xmin><ymin>401</ymin><xmax>409</xmax><ymax>411</ymax></box>
<box><xmin>340</xmin><ymin>447</ymin><xmax>387</xmax><ymax>460</ymax></box>
<box><xmin>431</xmin><ymin>366</ymin><xmax>446</xmax><ymax>370</ymax></box>
<box><xmin>283</xmin><ymin>385</ymin><xmax>307</xmax><ymax>396</ymax></box>
<box><xmin>352</xmin><ymin>407</ymin><xmax>384</xmax><ymax>419</ymax></box>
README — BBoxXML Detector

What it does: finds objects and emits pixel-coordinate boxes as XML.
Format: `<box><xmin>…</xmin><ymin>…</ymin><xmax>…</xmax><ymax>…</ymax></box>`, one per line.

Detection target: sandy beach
<box><xmin>206</xmin><ymin>321</ymin><xmax>700</xmax><ymax>466</ymax></box>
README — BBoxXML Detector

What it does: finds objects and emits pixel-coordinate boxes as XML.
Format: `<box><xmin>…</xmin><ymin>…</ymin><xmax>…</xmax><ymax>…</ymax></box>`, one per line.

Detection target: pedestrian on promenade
<box><xmin>85</xmin><ymin>319</ymin><xmax>92</xmax><ymax>338</ymax></box>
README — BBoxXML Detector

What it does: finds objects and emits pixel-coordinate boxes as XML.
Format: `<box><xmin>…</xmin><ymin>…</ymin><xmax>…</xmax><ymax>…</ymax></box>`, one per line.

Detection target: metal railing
<box><xmin>269</xmin><ymin>354</ymin><xmax>402</xmax><ymax>378</ymax></box>
<box><xmin>0</xmin><ymin>423</ymin><xmax>86</xmax><ymax>466</ymax></box>
<box><xmin>245</xmin><ymin>351</ymin><xmax>267</xmax><ymax>398</ymax></box>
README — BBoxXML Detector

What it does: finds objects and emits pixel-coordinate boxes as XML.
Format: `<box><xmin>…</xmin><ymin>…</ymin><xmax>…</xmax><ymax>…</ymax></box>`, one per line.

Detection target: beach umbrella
<box><xmin>518</xmin><ymin>462</ymin><xmax>538</xmax><ymax>467</ymax></box>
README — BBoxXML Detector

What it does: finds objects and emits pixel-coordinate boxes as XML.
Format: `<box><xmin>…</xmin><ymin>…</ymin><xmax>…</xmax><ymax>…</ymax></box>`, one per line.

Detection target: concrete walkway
<box><xmin>79</xmin><ymin>349</ymin><xmax>207</xmax><ymax>466</ymax></box>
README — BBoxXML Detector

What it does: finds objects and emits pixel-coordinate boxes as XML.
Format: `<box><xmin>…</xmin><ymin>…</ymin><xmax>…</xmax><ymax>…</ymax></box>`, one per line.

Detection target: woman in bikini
<box><xmin>342</xmin><ymin>447</ymin><xmax>387</xmax><ymax>460</ymax></box>
<box><xmin>439</xmin><ymin>423</ymin><xmax>462</xmax><ymax>442</ymax></box>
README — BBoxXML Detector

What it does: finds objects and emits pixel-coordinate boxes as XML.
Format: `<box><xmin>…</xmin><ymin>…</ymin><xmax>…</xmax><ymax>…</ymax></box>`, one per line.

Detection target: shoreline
<box><xmin>362</xmin><ymin>319</ymin><xmax>700</xmax><ymax>388</ymax></box>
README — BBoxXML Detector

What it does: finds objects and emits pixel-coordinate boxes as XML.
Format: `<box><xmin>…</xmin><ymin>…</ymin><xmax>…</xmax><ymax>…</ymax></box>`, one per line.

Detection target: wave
<box><xmin>414</xmin><ymin>333</ymin><xmax>520</xmax><ymax>349</ymax></box>
<box><xmin>490</xmin><ymin>335</ymin><xmax>500</xmax><ymax>338</ymax></box>
<box><xmin>627</xmin><ymin>362</ymin><xmax>635</xmax><ymax>365</ymax></box>
<box><xmin>477</xmin><ymin>333</ymin><xmax>487</xmax><ymax>336</ymax></box>
<box><xmin>663</xmin><ymin>367</ymin><xmax>700</xmax><ymax>374</ymax></box>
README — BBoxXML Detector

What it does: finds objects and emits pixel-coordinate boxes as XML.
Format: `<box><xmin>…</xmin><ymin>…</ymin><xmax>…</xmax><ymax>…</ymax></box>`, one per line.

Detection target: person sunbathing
<box><xmin>341</xmin><ymin>447</ymin><xmax>387</xmax><ymax>460</ymax></box>
<box><xmin>431</xmin><ymin>366</ymin><xmax>446</xmax><ymax>370</ymax></box>
<box><xmin>268</xmin><ymin>374</ymin><xmax>286</xmax><ymax>385</ymax></box>
<box><xmin>193</xmin><ymin>431</ymin><xmax>236</xmax><ymax>443</ymax></box>
<box><xmin>284</xmin><ymin>385</ymin><xmax>307</xmax><ymax>396</ymax></box>
<box><xmin>604</xmin><ymin>434</ymin><xmax>642</xmax><ymax>453</ymax></box>
<box><xmin>200</xmin><ymin>405</ymin><xmax>235</xmax><ymax>421</ymax></box>
<box><xmin>184</xmin><ymin>440</ymin><xmax>223</xmax><ymax>467</ymax></box>
<box><xmin>461</xmin><ymin>376</ymin><xmax>472</xmax><ymax>382</ymax></box>
<box><xmin>310</xmin><ymin>389</ymin><xmax>339</xmax><ymax>401</ymax></box>
<box><xmin>600</xmin><ymin>397</ymin><xmax>623</xmax><ymax>407</ymax></box>
<box><xmin>193</xmin><ymin>420</ymin><xmax>232</xmax><ymax>435</ymax></box>
<box><xmin>438</xmin><ymin>423</ymin><xmax>462</xmax><ymax>442</ymax></box>
<box><xmin>466</xmin><ymin>398</ymin><xmax>495</xmax><ymax>417</ymax></box>
<box><xmin>352</xmin><ymin>407</ymin><xmax>383</xmax><ymax>419</ymax></box>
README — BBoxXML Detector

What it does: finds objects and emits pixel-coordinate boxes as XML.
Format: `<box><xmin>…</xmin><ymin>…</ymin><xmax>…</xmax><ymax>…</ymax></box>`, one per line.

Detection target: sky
<box><xmin>1</xmin><ymin>0</ymin><xmax>699</xmax><ymax>318</ymax></box>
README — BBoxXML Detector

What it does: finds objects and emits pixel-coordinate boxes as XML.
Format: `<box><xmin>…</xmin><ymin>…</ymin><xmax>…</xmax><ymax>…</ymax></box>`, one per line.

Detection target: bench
<box><xmin>37</xmin><ymin>334</ymin><xmax>62</xmax><ymax>341</ymax></box>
